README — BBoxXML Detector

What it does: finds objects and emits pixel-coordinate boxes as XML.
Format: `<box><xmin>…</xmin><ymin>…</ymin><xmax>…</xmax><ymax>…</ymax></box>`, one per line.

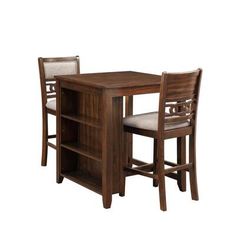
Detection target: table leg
<box><xmin>111</xmin><ymin>97</ymin><xmax>125</xmax><ymax>197</ymax></box>
<box><xmin>56</xmin><ymin>80</ymin><xmax>64</xmax><ymax>184</ymax></box>
<box><xmin>177</xmin><ymin>137</ymin><xmax>186</xmax><ymax>191</ymax></box>
<box><xmin>101</xmin><ymin>91</ymin><xmax>113</xmax><ymax>208</ymax></box>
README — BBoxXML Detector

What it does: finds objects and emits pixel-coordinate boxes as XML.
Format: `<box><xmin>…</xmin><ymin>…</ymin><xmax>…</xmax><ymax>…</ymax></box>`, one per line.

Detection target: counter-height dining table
<box><xmin>55</xmin><ymin>71</ymin><xmax>186</xmax><ymax>208</ymax></box>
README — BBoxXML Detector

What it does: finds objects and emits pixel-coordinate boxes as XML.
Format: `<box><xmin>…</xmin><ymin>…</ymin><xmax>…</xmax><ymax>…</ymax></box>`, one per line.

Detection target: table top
<box><xmin>56</xmin><ymin>71</ymin><xmax>161</xmax><ymax>89</ymax></box>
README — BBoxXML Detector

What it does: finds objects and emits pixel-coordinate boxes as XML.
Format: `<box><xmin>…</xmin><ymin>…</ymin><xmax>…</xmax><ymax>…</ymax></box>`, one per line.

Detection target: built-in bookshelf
<box><xmin>58</xmin><ymin>88</ymin><xmax>102</xmax><ymax>193</ymax></box>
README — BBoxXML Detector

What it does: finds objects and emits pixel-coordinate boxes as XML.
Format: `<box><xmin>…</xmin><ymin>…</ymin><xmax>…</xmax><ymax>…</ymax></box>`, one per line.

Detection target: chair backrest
<box><xmin>38</xmin><ymin>56</ymin><xmax>80</xmax><ymax>106</ymax></box>
<box><xmin>158</xmin><ymin>69</ymin><xmax>202</xmax><ymax>135</ymax></box>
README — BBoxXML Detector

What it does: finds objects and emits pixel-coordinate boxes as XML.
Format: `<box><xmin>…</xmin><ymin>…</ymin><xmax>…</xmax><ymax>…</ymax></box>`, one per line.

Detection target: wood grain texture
<box><xmin>125</xmin><ymin>96</ymin><xmax>133</xmax><ymax>168</ymax></box>
<box><xmin>101</xmin><ymin>91</ymin><xmax>113</xmax><ymax>208</ymax></box>
<box><xmin>112</xmin><ymin>97</ymin><xmax>124</xmax><ymax>195</ymax></box>
<box><xmin>56</xmin><ymin>71</ymin><xmax>161</xmax><ymax>89</ymax></box>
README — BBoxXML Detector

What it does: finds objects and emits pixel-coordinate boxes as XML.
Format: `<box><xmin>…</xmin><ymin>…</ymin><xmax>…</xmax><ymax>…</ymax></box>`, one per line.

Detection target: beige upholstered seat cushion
<box><xmin>123</xmin><ymin>112</ymin><xmax>190</xmax><ymax>131</ymax></box>
<box><xmin>46</xmin><ymin>99</ymin><xmax>56</xmax><ymax>111</ymax></box>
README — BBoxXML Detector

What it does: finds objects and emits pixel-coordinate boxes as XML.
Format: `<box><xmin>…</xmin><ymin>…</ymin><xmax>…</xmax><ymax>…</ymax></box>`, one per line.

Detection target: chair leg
<box><xmin>119</xmin><ymin>132</ymin><xmax>127</xmax><ymax>197</ymax></box>
<box><xmin>41</xmin><ymin>110</ymin><xmax>48</xmax><ymax>166</ymax></box>
<box><xmin>127</xmin><ymin>133</ymin><xmax>133</xmax><ymax>167</ymax></box>
<box><xmin>156</xmin><ymin>139</ymin><xmax>167</xmax><ymax>211</ymax></box>
<box><xmin>177</xmin><ymin>137</ymin><xmax>186</xmax><ymax>192</ymax></box>
<box><xmin>125</xmin><ymin>95</ymin><xmax>133</xmax><ymax>168</ymax></box>
<box><xmin>189</xmin><ymin>133</ymin><xmax>199</xmax><ymax>200</ymax></box>
<box><xmin>153</xmin><ymin>139</ymin><xmax>158</xmax><ymax>187</ymax></box>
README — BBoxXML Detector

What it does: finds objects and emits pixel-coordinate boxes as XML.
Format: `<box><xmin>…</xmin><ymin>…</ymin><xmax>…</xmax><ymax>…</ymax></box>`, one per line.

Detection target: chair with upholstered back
<box><xmin>122</xmin><ymin>68</ymin><xmax>202</xmax><ymax>211</ymax></box>
<box><xmin>38</xmin><ymin>56</ymin><xmax>80</xmax><ymax>166</ymax></box>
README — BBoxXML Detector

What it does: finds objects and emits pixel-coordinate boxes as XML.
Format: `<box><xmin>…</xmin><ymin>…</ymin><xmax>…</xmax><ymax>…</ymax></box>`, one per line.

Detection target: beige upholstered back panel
<box><xmin>44</xmin><ymin>61</ymin><xmax>78</xmax><ymax>79</ymax></box>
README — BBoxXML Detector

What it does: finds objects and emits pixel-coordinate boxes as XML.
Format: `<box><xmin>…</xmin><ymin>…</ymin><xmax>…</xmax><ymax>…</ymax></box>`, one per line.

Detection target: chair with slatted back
<box><xmin>38</xmin><ymin>56</ymin><xmax>80</xmax><ymax>166</ymax></box>
<box><xmin>122</xmin><ymin>69</ymin><xmax>202</xmax><ymax>211</ymax></box>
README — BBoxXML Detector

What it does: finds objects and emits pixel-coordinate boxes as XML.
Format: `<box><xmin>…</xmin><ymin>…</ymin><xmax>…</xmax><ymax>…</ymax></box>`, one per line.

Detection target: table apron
<box><xmin>106</xmin><ymin>86</ymin><xmax>160</xmax><ymax>97</ymax></box>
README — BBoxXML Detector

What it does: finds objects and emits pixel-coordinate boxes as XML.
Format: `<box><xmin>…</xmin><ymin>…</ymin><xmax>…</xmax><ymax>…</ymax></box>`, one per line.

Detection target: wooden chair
<box><xmin>38</xmin><ymin>56</ymin><xmax>80</xmax><ymax>166</ymax></box>
<box><xmin>122</xmin><ymin>69</ymin><xmax>202</xmax><ymax>211</ymax></box>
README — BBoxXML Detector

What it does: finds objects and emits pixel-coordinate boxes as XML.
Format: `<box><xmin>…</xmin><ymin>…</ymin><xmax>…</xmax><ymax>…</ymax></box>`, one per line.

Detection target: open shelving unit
<box><xmin>58</xmin><ymin>87</ymin><xmax>103</xmax><ymax>194</ymax></box>
<box><xmin>57</xmin><ymin>82</ymin><xmax>123</xmax><ymax>200</ymax></box>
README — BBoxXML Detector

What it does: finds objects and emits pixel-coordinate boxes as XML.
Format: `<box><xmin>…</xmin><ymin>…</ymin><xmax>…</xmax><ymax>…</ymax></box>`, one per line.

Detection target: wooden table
<box><xmin>56</xmin><ymin>71</ymin><xmax>184</xmax><ymax>208</ymax></box>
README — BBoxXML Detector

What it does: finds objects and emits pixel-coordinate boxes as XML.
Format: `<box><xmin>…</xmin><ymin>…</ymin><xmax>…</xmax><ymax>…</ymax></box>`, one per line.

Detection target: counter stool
<box><xmin>38</xmin><ymin>56</ymin><xmax>80</xmax><ymax>166</ymax></box>
<box><xmin>122</xmin><ymin>69</ymin><xmax>202</xmax><ymax>211</ymax></box>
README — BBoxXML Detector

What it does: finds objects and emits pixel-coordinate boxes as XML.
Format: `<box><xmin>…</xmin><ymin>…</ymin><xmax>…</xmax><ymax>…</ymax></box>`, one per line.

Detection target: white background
<box><xmin>0</xmin><ymin>0</ymin><xmax>235</xmax><ymax>235</ymax></box>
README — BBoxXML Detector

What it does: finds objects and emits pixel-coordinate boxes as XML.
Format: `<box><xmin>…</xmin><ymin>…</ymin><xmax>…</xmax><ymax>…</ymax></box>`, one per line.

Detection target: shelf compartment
<box><xmin>61</xmin><ymin>113</ymin><xmax>101</xmax><ymax>128</ymax></box>
<box><xmin>61</xmin><ymin>171</ymin><xmax>102</xmax><ymax>194</ymax></box>
<box><xmin>61</xmin><ymin>142</ymin><xmax>101</xmax><ymax>162</ymax></box>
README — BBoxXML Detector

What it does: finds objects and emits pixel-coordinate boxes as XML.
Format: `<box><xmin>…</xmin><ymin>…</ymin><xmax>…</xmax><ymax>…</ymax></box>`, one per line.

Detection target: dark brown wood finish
<box><xmin>125</xmin><ymin>96</ymin><xmax>133</xmax><ymax>167</ymax></box>
<box><xmin>153</xmin><ymin>139</ymin><xmax>158</xmax><ymax>187</ymax></box>
<box><xmin>112</xmin><ymin>97</ymin><xmax>124</xmax><ymax>196</ymax></box>
<box><xmin>57</xmin><ymin>84</ymin><xmax>102</xmax><ymax>190</ymax></box>
<box><xmin>101</xmin><ymin>90</ymin><xmax>113</xmax><ymax>208</ymax></box>
<box><xmin>123</xmin><ymin>69</ymin><xmax>202</xmax><ymax>211</ymax></box>
<box><xmin>177</xmin><ymin>137</ymin><xmax>186</xmax><ymax>191</ymax></box>
<box><xmin>57</xmin><ymin>71</ymin><xmax>160</xmax><ymax>89</ymax></box>
<box><xmin>56</xmin><ymin>71</ymin><xmax>161</xmax><ymax>208</ymax></box>
<box><xmin>38</xmin><ymin>56</ymin><xmax>80</xmax><ymax>166</ymax></box>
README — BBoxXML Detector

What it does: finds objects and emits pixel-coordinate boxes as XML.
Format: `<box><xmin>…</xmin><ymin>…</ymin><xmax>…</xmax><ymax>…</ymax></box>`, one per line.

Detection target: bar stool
<box><xmin>122</xmin><ymin>69</ymin><xmax>202</xmax><ymax>211</ymax></box>
<box><xmin>38</xmin><ymin>56</ymin><xmax>80</xmax><ymax>166</ymax></box>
